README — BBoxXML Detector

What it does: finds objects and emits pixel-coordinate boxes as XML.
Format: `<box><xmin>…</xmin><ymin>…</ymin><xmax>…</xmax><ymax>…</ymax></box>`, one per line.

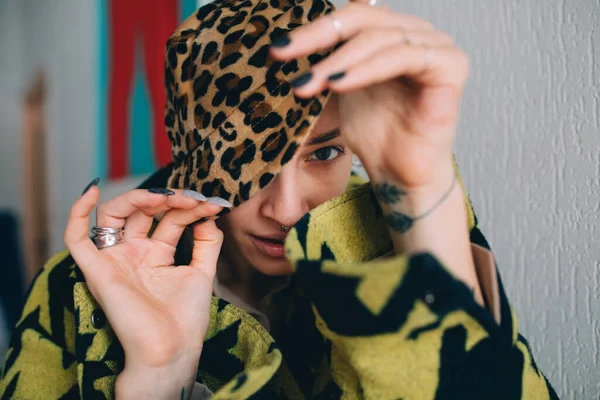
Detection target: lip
<box><xmin>251</xmin><ymin>234</ymin><xmax>288</xmax><ymax>259</ymax></box>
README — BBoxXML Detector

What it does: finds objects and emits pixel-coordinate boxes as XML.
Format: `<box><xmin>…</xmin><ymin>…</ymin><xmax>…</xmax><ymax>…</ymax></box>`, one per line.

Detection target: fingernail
<box><xmin>271</xmin><ymin>34</ymin><xmax>291</xmax><ymax>48</ymax></box>
<box><xmin>182</xmin><ymin>190</ymin><xmax>207</xmax><ymax>202</ymax></box>
<box><xmin>148</xmin><ymin>188</ymin><xmax>175</xmax><ymax>195</ymax></box>
<box><xmin>328</xmin><ymin>71</ymin><xmax>346</xmax><ymax>81</ymax></box>
<box><xmin>82</xmin><ymin>177</ymin><xmax>100</xmax><ymax>195</ymax></box>
<box><xmin>207</xmin><ymin>197</ymin><xmax>233</xmax><ymax>208</ymax></box>
<box><xmin>291</xmin><ymin>72</ymin><xmax>313</xmax><ymax>88</ymax></box>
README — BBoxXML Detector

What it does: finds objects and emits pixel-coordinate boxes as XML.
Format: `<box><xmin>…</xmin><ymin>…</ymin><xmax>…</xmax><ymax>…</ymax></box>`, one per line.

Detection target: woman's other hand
<box><xmin>64</xmin><ymin>184</ymin><xmax>227</xmax><ymax>398</ymax></box>
<box><xmin>271</xmin><ymin>0</ymin><xmax>468</xmax><ymax>190</ymax></box>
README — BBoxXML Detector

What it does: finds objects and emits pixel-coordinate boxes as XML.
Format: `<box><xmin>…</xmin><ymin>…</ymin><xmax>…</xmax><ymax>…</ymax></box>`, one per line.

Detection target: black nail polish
<box><xmin>291</xmin><ymin>72</ymin><xmax>313</xmax><ymax>88</ymax></box>
<box><xmin>82</xmin><ymin>177</ymin><xmax>100</xmax><ymax>195</ymax></box>
<box><xmin>328</xmin><ymin>71</ymin><xmax>346</xmax><ymax>81</ymax></box>
<box><xmin>148</xmin><ymin>188</ymin><xmax>175</xmax><ymax>195</ymax></box>
<box><xmin>271</xmin><ymin>34</ymin><xmax>291</xmax><ymax>48</ymax></box>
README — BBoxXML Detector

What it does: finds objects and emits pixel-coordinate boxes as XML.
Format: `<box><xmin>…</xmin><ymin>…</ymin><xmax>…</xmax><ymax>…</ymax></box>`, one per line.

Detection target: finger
<box><xmin>123</xmin><ymin>191</ymin><xmax>205</xmax><ymax>239</ymax></box>
<box><xmin>295</xmin><ymin>29</ymin><xmax>455</xmax><ymax>97</ymax></box>
<box><xmin>270</xmin><ymin>3</ymin><xmax>433</xmax><ymax>61</ymax></box>
<box><xmin>95</xmin><ymin>189</ymin><xmax>173</xmax><ymax>230</ymax></box>
<box><xmin>122</xmin><ymin>209</ymin><xmax>157</xmax><ymax>239</ymax></box>
<box><xmin>188</xmin><ymin>220</ymin><xmax>223</xmax><ymax>277</ymax></box>
<box><xmin>150</xmin><ymin>202</ymin><xmax>224</xmax><ymax>247</ymax></box>
<box><xmin>96</xmin><ymin>189</ymin><xmax>199</xmax><ymax>239</ymax></box>
<box><xmin>64</xmin><ymin>185</ymin><xmax>101</xmax><ymax>271</ymax></box>
<box><xmin>326</xmin><ymin>44</ymin><xmax>469</xmax><ymax>92</ymax></box>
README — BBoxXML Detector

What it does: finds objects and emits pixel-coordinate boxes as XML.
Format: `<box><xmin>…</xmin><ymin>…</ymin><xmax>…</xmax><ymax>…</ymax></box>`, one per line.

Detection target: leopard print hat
<box><xmin>165</xmin><ymin>0</ymin><xmax>336</xmax><ymax>207</ymax></box>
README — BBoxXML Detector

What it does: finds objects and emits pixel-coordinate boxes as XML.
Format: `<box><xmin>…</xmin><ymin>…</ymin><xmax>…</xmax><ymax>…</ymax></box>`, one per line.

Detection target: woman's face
<box><xmin>220</xmin><ymin>97</ymin><xmax>353</xmax><ymax>276</ymax></box>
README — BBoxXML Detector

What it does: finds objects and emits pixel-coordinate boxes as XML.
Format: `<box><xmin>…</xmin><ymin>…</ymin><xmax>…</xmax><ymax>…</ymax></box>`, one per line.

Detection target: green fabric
<box><xmin>0</xmin><ymin>174</ymin><xmax>557</xmax><ymax>399</ymax></box>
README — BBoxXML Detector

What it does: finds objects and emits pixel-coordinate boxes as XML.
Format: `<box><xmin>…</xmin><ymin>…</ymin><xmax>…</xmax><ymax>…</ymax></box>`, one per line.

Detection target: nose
<box><xmin>259</xmin><ymin>165</ymin><xmax>308</xmax><ymax>227</ymax></box>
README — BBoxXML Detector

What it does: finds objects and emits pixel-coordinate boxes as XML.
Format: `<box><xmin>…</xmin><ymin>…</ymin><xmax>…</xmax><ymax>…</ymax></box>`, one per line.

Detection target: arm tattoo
<box><xmin>181</xmin><ymin>387</ymin><xmax>185</xmax><ymax>400</ymax></box>
<box><xmin>375</xmin><ymin>174</ymin><xmax>458</xmax><ymax>234</ymax></box>
<box><xmin>384</xmin><ymin>212</ymin><xmax>414</xmax><ymax>234</ymax></box>
<box><xmin>374</xmin><ymin>183</ymin><xmax>407</xmax><ymax>204</ymax></box>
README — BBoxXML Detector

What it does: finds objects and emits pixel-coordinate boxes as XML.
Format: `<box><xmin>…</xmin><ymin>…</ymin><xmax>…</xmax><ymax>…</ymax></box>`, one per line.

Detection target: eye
<box><xmin>307</xmin><ymin>146</ymin><xmax>343</xmax><ymax>162</ymax></box>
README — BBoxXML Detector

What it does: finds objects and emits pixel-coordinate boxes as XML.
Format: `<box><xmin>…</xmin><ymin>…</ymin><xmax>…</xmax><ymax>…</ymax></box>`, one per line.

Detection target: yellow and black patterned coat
<box><xmin>0</xmin><ymin>167</ymin><xmax>557</xmax><ymax>399</ymax></box>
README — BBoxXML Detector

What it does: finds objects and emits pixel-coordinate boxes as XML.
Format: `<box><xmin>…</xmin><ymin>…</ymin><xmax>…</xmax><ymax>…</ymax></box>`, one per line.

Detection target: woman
<box><xmin>0</xmin><ymin>0</ymin><xmax>557</xmax><ymax>398</ymax></box>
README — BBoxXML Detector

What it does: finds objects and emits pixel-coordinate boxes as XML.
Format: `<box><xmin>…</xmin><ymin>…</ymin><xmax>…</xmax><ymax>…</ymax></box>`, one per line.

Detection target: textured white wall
<box><xmin>334</xmin><ymin>0</ymin><xmax>597</xmax><ymax>397</ymax></box>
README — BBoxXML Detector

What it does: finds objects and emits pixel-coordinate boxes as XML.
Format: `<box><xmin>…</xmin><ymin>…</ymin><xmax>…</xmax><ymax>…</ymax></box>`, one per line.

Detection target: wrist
<box><xmin>115</xmin><ymin>352</ymin><xmax>201</xmax><ymax>399</ymax></box>
<box><xmin>360</xmin><ymin>143</ymin><xmax>455</xmax><ymax>185</ymax></box>
<box><xmin>368</xmin><ymin>159</ymin><xmax>457</xmax><ymax>214</ymax></box>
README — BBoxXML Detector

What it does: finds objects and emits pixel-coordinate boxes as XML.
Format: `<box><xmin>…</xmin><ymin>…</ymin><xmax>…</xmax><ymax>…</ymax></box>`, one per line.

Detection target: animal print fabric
<box><xmin>166</xmin><ymin>0</ymin><xmax>335</xmax><ymax>207</ymax></box>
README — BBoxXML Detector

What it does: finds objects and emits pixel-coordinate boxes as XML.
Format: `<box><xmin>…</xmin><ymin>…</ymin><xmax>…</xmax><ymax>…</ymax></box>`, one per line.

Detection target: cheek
<box><xmin>305</xmin><ymin>158</ymin><xmax>353</xmax><ymax>209</ymax></box>
<box><xmin>221</xmin><ymin>196</ymin><xmax>259</xmax><ymax>236</ymax></box>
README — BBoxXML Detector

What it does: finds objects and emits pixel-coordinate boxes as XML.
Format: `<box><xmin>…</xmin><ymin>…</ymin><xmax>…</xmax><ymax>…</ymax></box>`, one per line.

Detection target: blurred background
<box><xmin>0</xmin><ymin>0</ymin><xmax>598</xmax><ymax>397</ymax></box>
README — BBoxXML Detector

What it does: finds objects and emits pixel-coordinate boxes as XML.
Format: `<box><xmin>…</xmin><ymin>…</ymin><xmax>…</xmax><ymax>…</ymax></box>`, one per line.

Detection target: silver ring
<box><xmin>91</xmin><ymin>227</ymin><xmax>122</xmax><ymax>235</ymax></box>
<box><xmin>91</xmin><ymin>226</ymin><xmax>125</xmax><ymax>249</ymax></box>
<box><xmin>330</xmin><ymin>15</ymin><xmax>344</xmax><ymax>43</ymax></box>
<box><xmin>279</xmin><ymin>225</ymin><xmax>291</xmax><ymax>232</ymax></box>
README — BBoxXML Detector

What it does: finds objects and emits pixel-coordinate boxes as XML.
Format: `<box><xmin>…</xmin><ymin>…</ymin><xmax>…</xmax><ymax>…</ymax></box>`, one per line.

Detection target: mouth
<box><xmin>251</xmin><ymin>234</ymin><xmax>287</xmax><ymax>259</ymax></box>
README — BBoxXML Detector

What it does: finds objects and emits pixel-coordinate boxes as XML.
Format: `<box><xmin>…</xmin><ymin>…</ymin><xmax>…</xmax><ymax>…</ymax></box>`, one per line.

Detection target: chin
<box><xmin>250</xmin><ymin>254</ymin><xmax>294</xmax><ymax>276</ymax></box>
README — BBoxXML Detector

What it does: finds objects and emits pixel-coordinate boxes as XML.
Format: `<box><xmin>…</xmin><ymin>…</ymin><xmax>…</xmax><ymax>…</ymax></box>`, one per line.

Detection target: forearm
<box><xmin>368</xmin><ymin>160</ymin><xmax>483</xmax><ymax>305</ymax></box>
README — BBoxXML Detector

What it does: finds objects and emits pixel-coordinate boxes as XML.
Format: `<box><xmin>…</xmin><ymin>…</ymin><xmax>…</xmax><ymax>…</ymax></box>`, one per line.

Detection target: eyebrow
<box><xmin>307</xmin><ymin>129</ymin><xmax>341</xmax><ymax>146</ymax></box>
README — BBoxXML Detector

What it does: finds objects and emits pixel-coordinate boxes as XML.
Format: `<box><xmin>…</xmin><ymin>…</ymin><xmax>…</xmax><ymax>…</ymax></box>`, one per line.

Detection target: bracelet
<box><xmin>381</xmin><ymin>173</ymin><xmax>458</xmax><ymax>234</ymax></box>
<box><xmin>413</xmin><ymin>173</ymin><xmax>458</xmax><ymax>221</ymax></box>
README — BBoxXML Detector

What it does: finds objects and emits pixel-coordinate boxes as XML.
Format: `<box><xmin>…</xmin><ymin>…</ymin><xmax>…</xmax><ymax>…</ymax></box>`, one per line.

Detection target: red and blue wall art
<box><xmin>97</xmin><ymin>0</ymin><xmax>199</xmax><ymax>179</ymax></box>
